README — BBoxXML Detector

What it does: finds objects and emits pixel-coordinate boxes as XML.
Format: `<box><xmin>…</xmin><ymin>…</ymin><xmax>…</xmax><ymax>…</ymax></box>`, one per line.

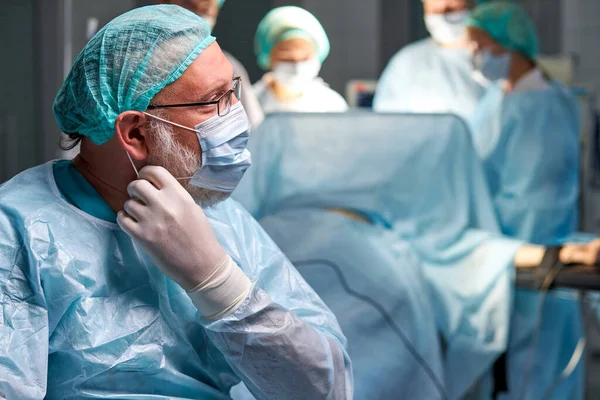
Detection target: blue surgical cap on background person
<box><xmin>466</xmin><ymin>1</ymin><xmax>539</xmax><ymax>60</ymax></box>
<box><xmin>53</xmin><ymin>5</ymin><xmax>215</xmax><ymax>145</ymax></box>
<box><xmin>254</xmin><ymin>6</ymin><xmax>330</xmax><ymax>71</ymax></box>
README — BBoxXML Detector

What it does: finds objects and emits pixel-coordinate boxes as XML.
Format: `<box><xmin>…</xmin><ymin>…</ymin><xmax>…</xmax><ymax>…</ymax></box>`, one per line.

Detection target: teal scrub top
<box><xmin>52</xmin><ymin>159</ymin><xmax>118</xmax><ymax>223</ymax></box>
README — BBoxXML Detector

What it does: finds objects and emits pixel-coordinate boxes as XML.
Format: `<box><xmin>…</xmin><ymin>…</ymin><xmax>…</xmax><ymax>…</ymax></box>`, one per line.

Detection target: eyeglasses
<box><xmin>147</xmin><ymin>77</ymin><xmax>242</xmax><ymax>117</ymax></box>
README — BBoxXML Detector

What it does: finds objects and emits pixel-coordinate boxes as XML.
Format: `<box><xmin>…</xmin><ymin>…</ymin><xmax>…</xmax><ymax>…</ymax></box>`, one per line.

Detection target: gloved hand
<box><xmin>118</xmin><ymin>166</ymin><xmax>251</xmax><ymax>318</ymax></box>
<box><xmin>117</xmin><ymin>166</ymin><xmax>227</xmax><ymax>290</ymax></box>
<box><xmin>560</xmin><ymin>239</ymin><xmax>600</xmax><ymax>265</ymax></box>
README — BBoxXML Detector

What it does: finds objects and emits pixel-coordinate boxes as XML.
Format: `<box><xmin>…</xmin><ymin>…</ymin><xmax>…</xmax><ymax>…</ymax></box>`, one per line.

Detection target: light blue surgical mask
<box><xmin>472</xmin><ymin>49</ymin><xmax>511</xmax><ymax>84</ymax></box>
<box><xmin>140</xmin><ymin>101</ymin><xmax>252</xmax><ymax>193</ymax></box>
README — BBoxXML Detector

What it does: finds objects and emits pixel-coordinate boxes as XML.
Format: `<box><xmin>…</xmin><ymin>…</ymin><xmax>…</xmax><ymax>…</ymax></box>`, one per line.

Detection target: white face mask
<box><xmin>424</xmin><ymin>10</ymin><xmax>469</xmax><ymax>45</ymax></box>
<box><xmin>272</xmin><ymin>59</ymin><xmax>321</xmax><ymax>93</ymax></box>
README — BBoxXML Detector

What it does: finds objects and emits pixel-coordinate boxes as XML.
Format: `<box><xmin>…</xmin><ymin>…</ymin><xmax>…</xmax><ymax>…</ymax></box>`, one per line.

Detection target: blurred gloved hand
<box><xmin>117</xmin><ymin>165</ymin><xmax>230</xmax><ymax>289</ymax></box>
<box><xmin>560</xmin><ymin>239</ymin><xmax>600</xmax><ymax>266</ymax></box>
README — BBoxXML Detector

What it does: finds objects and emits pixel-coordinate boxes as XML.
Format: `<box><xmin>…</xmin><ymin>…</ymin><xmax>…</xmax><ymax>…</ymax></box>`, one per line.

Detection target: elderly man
<box><xmin>374</xmin><ymin>0</ymin><xmax>488</xmax><ymax>121</ymax></box>
<box><xmin>158</xmin><ymin>0</ymin><xmax>264</xmax><ymax>129</ymax></box>
<box><xmin>0</xmin><ymin>6</ymin><xmax>351</xmax><ymax>399</ymax></box>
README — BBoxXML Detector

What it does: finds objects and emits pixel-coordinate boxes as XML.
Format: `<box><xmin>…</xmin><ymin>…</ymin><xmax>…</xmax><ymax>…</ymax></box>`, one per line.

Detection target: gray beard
<box><xmin>186</xmin><ymin>185</ymin><xmax>230</xmax><ymax>209</ymax></box>
<box><xmin>146</xmin><ymin>115</ymin><xmax>230</xmax><ymax>208</ymax></box>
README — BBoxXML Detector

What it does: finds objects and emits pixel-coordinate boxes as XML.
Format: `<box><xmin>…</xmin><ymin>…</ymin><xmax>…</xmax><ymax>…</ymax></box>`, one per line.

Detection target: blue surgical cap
<box><xmin>53</xmin><ymin>5</ymin><xmax>215</xmax><ymax>145</ymax></box>
<box><xmin>255</xmin><ymin>6</ymin><xmax>330</xmax><ymax>71</ymax></box>
<box><xmin>466</xmin><ymin>1</ymin><xmax>539</xmax><ymax>60</ymax></box>
<box><xmin>218</xmin><ymin>0</ymin><xmax>225</xmax><ymax>8</ymax></box>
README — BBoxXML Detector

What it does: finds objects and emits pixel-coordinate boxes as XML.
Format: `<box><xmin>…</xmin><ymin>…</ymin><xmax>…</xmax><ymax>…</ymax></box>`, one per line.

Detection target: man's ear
<box><xmin>115</xmin><ymin>111</ymin><xmax>151</xmax><ymax>160</ymax></box>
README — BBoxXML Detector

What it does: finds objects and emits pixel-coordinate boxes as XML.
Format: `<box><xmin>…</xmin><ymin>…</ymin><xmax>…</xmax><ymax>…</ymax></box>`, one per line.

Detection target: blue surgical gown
<box><xmin>470</xmin><ymin>82</ymin><xmax>580</xmax><ymax>244</ymax></box>
<box><xmin>233</xmin><ymin>112</ymin><xmax>525</xmax><ymax>399</ymax></box>
<box><xmin>253</xmin><ymin>77</ymin><xmax>349</xmax><ymax>114</ymax></box>
<box><xmin>259</xmin><ymin>208</ymin><xmax>444</xmax><ymax>399</ymax></box>
<box><xmin>471</xmin><ymin>82</ymin><xmax>583</xmax><ymax>400</ymax></box>
<box><xmin>0</xmin><ymin>161</ymin><xmax>352</xmax><ymax>399</ymax></box>
<box><xmin>374</xmin><ymin>38</ymin><xmax>485</xmax><ymax>122</ymax></box>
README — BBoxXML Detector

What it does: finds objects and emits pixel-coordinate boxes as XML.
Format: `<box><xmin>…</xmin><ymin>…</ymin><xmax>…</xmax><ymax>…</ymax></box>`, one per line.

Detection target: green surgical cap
<box><xmin>255</xmin><ymin>6</ymin><xmax>330</xmax><ymax>71</ymax></box>
<box><xmin>218</xmin><ymin>0</ymin><xmax>225</xmax><ymax>8</ymax></box>
<box><xmin>466</xmin><ymin>1</ymin><xmax>539</xmax><ymax>59</ymax></box>
<box><xmin>53</xmin><ymin>5</ymin><xmax>215</xmax><ymax>145</ymax></box>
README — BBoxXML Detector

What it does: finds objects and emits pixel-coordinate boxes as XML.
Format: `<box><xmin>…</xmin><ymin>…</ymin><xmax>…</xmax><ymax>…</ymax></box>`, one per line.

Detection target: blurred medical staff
<box><xmin>467</xmin><ymin>2</ymin><xmax>579</xmax><ymax>245</ymax></box>
<box><xmin>253</xmin><ymin>6</ymin><xmax>348</xmax><ymax>114</ymax></box>
<box><xmin>374</xmin><ymin>0</ymin><xmax>488</xmax><ymax>121</ymax></box>
<box><xmin>158</xmin><ymin>0</ymin><xmax>265</xmax><ymax>128</ymax></box>
<box><xmin>466</xmin><ymin>3</ymin><xmax>582</xmax><ymax>399</ymax></box>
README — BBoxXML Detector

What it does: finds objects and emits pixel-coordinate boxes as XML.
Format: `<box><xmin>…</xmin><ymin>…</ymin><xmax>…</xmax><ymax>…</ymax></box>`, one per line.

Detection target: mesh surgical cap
<box><xmin>255</xmin><ymin>6</ymin><xmax>330</xmax><ymax>71</ymax></box>
<box><xmin>466</xmin><ymin>1</ymin><xmax>539</xmax><ymax>60</ymax></box>
<box><xmin>53</xmin><ymin>5</ymin><xmax>215</xmax><ymax>145</ymax></box>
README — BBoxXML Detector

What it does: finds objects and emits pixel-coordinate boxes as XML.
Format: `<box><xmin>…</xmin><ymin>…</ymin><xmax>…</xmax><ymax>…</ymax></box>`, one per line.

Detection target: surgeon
<box><xmin>158</xmin><ymin>0</ymin><xmax>265</xmax><ymax>129</ymax></box>
<box><xmin>467</xmin><ymin>1</ymin><xmax>579</xmax><ymax>244</ymax></box>
<box><xmin>374</xmin><ymin>0</ymin><xmax>488</xmax><ymax>121</ymax></box>
<box><xmin>465</xmin><ymin>2</ymin><xmax>582</xmax><ymax>399</ymax></box>
<box><xmin>0</xmin><ymin>6</ymin><xmax>352</xmax><ymax>399</ymax></box>
<box><xmin>253</xmin><ymin>6</ymin><xmax>348</xmax><ymax>114</ymax></box>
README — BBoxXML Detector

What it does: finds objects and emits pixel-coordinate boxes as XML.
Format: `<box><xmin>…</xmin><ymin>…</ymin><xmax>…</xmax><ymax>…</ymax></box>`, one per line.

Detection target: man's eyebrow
<box><xmin>196</xmin><ymin>80</ymin><xmax>231</xmax><ymax>101</ymax></box>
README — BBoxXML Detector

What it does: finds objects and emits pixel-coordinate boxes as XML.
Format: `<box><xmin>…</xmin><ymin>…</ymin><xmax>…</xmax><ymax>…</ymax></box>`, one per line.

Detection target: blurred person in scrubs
<box><xmin>467</xmin><ymin>1</ymin><xmax>579</xmax><ymax>246</ymax></box>
<box><xmin>0</xmin><ymin>6</ymin><xmax>352</xmax><ymax>399</ymax></box>
<box><xmin>374</xmin><ymin>0</ymin><xmax>488</xmax><ymax>121</ymax></box>
<box><xmin>253</xmin><ymin>6</ymin><xmax>348</xmax><ymax>114</ymax></box>
<box><xmin>466</xmin><ymin>2</ymin><xmax>582</xmax><ymax>399</ymax></box>
<box><xmin>158</xmin><ymin>0</ymin><xmax>265</xmax><ymax>128</ymax></box>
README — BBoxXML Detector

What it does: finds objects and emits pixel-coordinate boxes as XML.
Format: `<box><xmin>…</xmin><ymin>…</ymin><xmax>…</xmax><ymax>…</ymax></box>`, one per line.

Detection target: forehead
<box><xmin>466</xmin><ymin>26</ymin><xmax>495</xmax><ymax>44</ymax></box>
<box><xmin>154</xmin><ymin>42</ymin><xmax>232</xmax><ymax>103</ymax></box>
<box><xmin>272</xmin><ymin>38</ymin><xmax>315</xmax><ymax>54</ymax></box>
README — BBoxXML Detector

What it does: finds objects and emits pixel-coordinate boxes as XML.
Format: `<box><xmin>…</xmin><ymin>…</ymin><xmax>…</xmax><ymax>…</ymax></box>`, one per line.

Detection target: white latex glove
<box><xmin>117</xmin><ymin>166</ymin><xmax>251</xmax><ymax>318</ymax></box>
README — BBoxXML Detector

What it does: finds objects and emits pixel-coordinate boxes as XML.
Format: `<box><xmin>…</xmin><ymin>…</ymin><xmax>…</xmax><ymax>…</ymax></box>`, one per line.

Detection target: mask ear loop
<box><xmin>126</xmin><ymin>149</ymin><xmax>196</xmax><ymax>182</ymax></box>
<box><xmin>143</xmin><ymin>111</ymin><xmax>197</xmax><ymax>133</ymax></box>
<box><xmin>126</xmin><ymin>151</ymin><xmax>141</xmax><ymax>179</ymax></box>
<box><xmin>141</xmin><ymin>111</ymin><xmax>202</xmax><ymax>182</ymax></box>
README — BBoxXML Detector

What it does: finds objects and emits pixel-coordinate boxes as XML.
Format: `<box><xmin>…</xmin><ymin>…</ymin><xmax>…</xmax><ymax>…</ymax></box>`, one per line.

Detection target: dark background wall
<box><xmin>0</xmin><ymin>0</ymin><xmax>37</xmax><ymax>181</ymax></box>
<box><xmin>213</xmin><ymin>0</ymin><xmax>273</xmax><ymax>84</ymax></box>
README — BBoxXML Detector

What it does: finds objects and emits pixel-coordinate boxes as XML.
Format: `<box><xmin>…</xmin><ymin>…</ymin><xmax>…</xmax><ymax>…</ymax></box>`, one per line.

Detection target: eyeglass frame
<box><xmin>146</xmin><ymin>77</ymin><xmax>242</xmax><ymax>117</ymax></box>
